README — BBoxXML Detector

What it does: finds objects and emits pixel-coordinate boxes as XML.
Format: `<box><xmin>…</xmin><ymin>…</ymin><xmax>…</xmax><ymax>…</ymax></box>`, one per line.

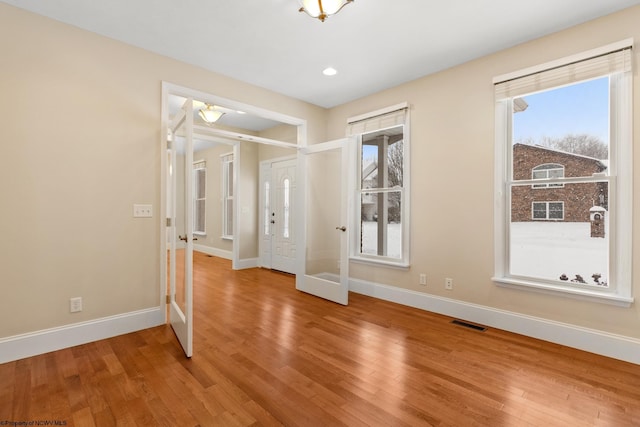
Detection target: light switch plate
<box><xmin>133</xmin><ymin>204</ymin><xmax>153</xmax><ymax>218</ymax></box>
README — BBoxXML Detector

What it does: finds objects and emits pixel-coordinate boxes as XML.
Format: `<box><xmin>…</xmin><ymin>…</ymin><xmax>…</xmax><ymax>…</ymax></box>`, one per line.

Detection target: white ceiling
<box><xmin>3</xmin><ymin>0</ymin><xmax>639</xmax><ymax>108</ymax></box>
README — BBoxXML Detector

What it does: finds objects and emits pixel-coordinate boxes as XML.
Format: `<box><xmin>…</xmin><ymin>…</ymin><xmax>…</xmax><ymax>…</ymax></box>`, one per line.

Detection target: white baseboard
<box><xmin>350</xmin><ymin>278</ymin><xmax>640</xmax><ymax>365</ymax></box>
<box><xmin>235</xmin><ymin>257</ymin><xmax>259</xmax><ymax>270</ymax></box>
<box><xmin>0</xmin><ymin>307</ymin><xmax>164</xmax><ymax>364</ymax></box>
<box><xmin>194</xmin><ymin>244</ymin><xmax>232</xmax><ymax>260</ymax></box>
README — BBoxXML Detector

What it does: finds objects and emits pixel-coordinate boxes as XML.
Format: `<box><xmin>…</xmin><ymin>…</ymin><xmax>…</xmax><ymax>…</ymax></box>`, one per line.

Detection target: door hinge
<box><xmin>166</xmin><ymin>294</ymin><xmax>171</xmax><ymax>304</ymax></box>
<box><xmin>167</xmin><ymin>140</ymin><xmax>173</xmax><ymax>150</ymax></box>
<box><xmin>166</xmin><ymin>217</ymin><xmax>172</xmax><ymax>227</ymax></box>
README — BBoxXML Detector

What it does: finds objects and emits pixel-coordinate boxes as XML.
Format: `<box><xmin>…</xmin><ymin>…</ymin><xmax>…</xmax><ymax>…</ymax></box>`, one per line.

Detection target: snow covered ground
<box><xmin>510</xmin><ymin>222</ymin><xmax>608</xmax><ymax>285</ymax></box>
<box><xmin>361</xmin><ymin>221</ymin><xmax>401</xmax><ymax>258</ymax></box>
<box><xmin>361</xmin><ymin>221</ymin><xmax>608</xmax><ymax>286</ymax></box>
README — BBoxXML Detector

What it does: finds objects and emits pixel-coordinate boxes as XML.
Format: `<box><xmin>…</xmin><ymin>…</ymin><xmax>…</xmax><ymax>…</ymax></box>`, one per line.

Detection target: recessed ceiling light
<box><xmin>323</xmin><ymin>67</ymin><xmax>338</xmax><ymax>76</ymax></box>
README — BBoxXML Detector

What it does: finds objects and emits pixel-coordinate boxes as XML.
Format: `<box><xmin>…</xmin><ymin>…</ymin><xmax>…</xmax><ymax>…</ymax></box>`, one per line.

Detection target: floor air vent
<box><xmin>451</xmin><ymin>319</ymin><xmax>487</xmax><ymax>332</ymax></box>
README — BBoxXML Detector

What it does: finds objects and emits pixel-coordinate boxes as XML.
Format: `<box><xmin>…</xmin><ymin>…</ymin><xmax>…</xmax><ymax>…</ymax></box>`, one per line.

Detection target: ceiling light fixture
<box><xmin>298</xmin><ymin>0</ymin><xmax>353</xmax><ymax>22</ymax></box>
<box><xmin>323</xmin><ymin>67</ymin><xmax>338</xmax><ymax>76</ymax></box>
<box><xmin>198</xmin><ymin>104</ymin><xmax>225</xmax><ymax>124</ymax></box>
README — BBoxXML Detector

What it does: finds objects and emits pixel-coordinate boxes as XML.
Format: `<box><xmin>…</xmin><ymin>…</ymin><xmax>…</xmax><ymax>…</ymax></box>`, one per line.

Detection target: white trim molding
<box><xmin>235</xmin><ymin>257</ymin><xmax>259</xmax><ymax>270</ymax></box>
<box><xmin>194</xmin><ymin>244</ymin><xmax>232</xmax><ymax>260</ymax></box>
<box><xmin>350</xmin><ymin>277</ymin><xmax>640</xmax><ymax>365</ymax></box>
<box><xmin>0</xmin><ymin>307</ymin><xmax>164</xmax><ymax>364</ymax></box>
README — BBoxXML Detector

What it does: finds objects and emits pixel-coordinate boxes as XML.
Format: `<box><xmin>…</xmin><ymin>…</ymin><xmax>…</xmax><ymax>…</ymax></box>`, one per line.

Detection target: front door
<box><xmin>296</xmin><ymin>139</ymin><xmax>350</xmax><ymax>305</ymax></box>
<box><xmin>259</xmin><ymin>158</ymin><xmax>297</xmax><ymax>274</ymax></box>
<box><xmin>167</xmin><ymin>98</ymin><xmax>194</xmax><ymax>357</ymax></box>
<box><xmin>271</xmin><ymin>159</ymin><xmax>297</xmax><ymax>273</ymax></box>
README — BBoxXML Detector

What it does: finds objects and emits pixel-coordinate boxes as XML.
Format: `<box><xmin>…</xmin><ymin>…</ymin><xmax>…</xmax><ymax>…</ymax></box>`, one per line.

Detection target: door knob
<box><xmin>336</xmin><ymin>226</ymin><xmax>346</xmax><ymax>232</ymax></box>
<box><xmin>179</xmin><ymin>235</ymin><xmax>197</xmax><ymax>241</ymax></box>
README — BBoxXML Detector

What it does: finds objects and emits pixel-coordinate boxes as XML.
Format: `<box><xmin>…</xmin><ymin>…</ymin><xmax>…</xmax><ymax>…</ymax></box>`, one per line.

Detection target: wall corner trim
<box><xmin>0</xmin><ymin>307</ymin><xmax>164</xmax><ymax>364</ymax></box>
<box><xmin>350</xmin><ymin>278</ymin><xmax>640</xmax><ymax>365</ymax></box>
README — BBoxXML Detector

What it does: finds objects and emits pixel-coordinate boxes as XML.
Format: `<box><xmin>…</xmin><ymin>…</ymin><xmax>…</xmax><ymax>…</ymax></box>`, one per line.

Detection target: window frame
<box><xmin>493</xmin><ymin>40</ymin><xmax>634</xmax><ymax>306</ymax></box>
<box><xmin>348</xmin><ymin>103</ymin><xmax>411</xmax><ymax>268</ymax></box>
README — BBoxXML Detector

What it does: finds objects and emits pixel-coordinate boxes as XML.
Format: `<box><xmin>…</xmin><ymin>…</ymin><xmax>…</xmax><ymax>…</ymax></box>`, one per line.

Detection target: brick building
<box><xmin>511</xmin><ymin>143</ymin><xmax>607</xmax><ymax>222</ymax></box>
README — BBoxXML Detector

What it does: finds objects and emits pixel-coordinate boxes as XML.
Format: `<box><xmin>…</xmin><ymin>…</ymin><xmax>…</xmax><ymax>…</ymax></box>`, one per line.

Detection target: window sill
<box><xmin>194</xmin><ymin>232</ymin><xmax>206</xmax><ymax>237</ymax></box>
<box><xmin>350</xmin><ymin>256</ymin><xmax>409</xmax><ymax>270</ymax></box>
<box><xmin>221</xmin><ymin>236</ymin><xmax>234</xmax><ymax>241</ymax></box>
<box><xmin>493</xmin><ymin>276</ymin><xmax>633</xmax><ymax>307</ymax></box>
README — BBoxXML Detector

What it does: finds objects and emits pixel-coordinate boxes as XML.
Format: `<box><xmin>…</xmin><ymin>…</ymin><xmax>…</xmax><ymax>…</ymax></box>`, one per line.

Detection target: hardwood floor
<box><xmin>2</xmin><ymin>251</ymin><xmax>640</xmax><ymax>426</ymax></box>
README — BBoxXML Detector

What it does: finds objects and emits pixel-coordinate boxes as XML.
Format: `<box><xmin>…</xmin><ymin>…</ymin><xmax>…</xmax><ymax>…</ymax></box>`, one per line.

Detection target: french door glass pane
<box><xmin>305</xmin><ymin>148</ymin><xmax>341</xmax><ymax>280</ymax></box>
<box><xmin>175</xmin><ymin>137</ymin><xmax>187</xmax><ymax>313</ymax></box>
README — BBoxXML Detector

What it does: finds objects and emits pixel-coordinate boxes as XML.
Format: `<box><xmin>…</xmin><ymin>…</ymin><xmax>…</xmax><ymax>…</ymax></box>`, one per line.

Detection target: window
<box><xmin>532</xmin><ymin>201</ymin><xmax>563</xmax><ymax>220</ymax></box>
<box><xmin>493</xmin><ymin>40</ymin><xmax>633</xmax><ymax>305</ymax></box>
<box><xmin>347</xmin><ymin>104</ymin><xmax>410</xmax><ymax>267</ymax></box>
<box><xmin>532</xmin><ymin>164</ymin><xmax>564</xmax><ymax>188</ymax></box>
<box><xmin>221</xmin><ymin>153</ymin><xmax>234</xmax><ymax>239</ymax></box>
<box><xmin>283</xmin><ymin>178</ymin><xmax>290</xmax><ymax>239</ymax></box>
<box><xmin>193</xmin><ymin>161</ymin><xmax>206</xmax><ymax>235</ymax></box>
<box><xmin>263</xmin><ymin>181</ymin><xmax>270</xmax><ymax>236</ymax></box>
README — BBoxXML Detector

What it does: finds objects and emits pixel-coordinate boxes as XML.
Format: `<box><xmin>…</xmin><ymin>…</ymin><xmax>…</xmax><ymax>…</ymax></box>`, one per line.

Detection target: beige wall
<box><xmin>259</xmin><ymin>123</ymin><xmax>298</xmax><ymax>145</ymax></box>
<box><xmin>238</xmin><ymin>141</ymin><xmax>259</xmax><ymax>260</ymax></box>
<box><xmin>0</xmin><ymin>3</ymin><xmax>326</xmax><ymax>338</ymax></box>
<box><xmin>327</xmin><ymin>5</ymin><xmax>640</xmax><ymax>338</ymax></box>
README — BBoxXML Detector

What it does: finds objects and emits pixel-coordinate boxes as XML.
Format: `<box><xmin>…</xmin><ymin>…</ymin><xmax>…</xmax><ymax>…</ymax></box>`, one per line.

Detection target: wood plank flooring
<box><xmin>2</xmin><ymin>251</ymin><xmax>640</xmax><ymax>426</ymax></box>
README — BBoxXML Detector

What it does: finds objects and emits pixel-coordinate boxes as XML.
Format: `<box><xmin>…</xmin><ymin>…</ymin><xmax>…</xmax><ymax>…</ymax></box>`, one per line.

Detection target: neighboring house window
<box><xmin>347</xmin><ymin>104</ymin><xmax>410</xmax><ymax>267</ymax></box>
<box><xmin>493</xmin><ymin>40</ymin><xmax>633</xmax><ymax>305</ymax></box>
<box><xmin>532</xmin><ymin>164</ymin><xmax>564</xmax><ymax>188</ymax></box>
<box><xmin>532</xmin><ymin>201</ymin><xmax>564</xmax><ymax>220</ymax></box>
<box><xmin>193</xmin><ymin>160</ymin><xmax>206</xmax><ymax>235</ymax></box>
<box><xmin>221</xmin><ymin>153</ymin><xmax>234</xmax><ymax>239</ymax></box>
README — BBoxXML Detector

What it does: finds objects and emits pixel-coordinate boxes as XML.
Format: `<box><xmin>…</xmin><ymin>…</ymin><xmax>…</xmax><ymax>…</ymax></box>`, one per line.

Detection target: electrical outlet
<box><xmin>445</xmin><ymin>278</ymin><xmax>453</xmax><ymax>290</ymax></box>
<box><xmin>419</xmin><ymin>274</ymin><xmax>427</xmax><ymax>285</ymax></box>
<box><xmin>70</xmin><ymin>297</ymin><xmax>83</xmax><ymax>313</ymax></box>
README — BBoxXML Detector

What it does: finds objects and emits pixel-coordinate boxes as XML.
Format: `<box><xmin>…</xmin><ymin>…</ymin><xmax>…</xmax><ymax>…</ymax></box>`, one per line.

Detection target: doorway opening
<box><xmin>161</xmin><ymin>83</ymin><xmax>351</xmax><ymax>358</ymax></box>
<box><xmin>160</xmin><ymin>83</ymin><xmax>306</xmax><ymax>357</ymax></box>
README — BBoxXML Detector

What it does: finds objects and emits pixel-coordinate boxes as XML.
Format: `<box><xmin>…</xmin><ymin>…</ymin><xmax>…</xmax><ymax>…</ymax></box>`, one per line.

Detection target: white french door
<box><xmin>167</xmin><ymin>98</ymin><xmax>194</xmax><ymax>357</ymax></box>
<box><xmin>296</xmin><ymin>138</ymin><xmax>350</xmax><ymax>305</ymax></box>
